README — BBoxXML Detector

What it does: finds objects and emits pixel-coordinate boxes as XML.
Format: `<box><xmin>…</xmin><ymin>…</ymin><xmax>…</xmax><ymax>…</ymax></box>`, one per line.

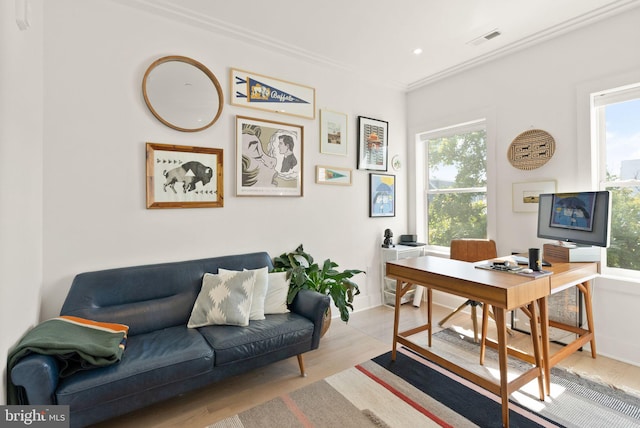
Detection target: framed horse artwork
<box><xmin>235</xmin><ymin>116</ymin><xmax>304</xmax><ymax>197</ymax></box>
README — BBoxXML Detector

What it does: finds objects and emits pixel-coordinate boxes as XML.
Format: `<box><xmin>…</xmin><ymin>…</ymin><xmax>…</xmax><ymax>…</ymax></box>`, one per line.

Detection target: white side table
<box><xmin>381</xmin><ymin>244</ymin><xmax>426</xmax><ymax>307</ymax></box>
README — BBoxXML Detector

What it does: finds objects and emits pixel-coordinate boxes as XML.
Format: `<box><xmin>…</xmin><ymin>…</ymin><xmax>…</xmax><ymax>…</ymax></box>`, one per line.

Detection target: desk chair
<box><xmin>438</xmin><ymin>239</ymin><xmax>510</xmax><ymax>342</ymax></box>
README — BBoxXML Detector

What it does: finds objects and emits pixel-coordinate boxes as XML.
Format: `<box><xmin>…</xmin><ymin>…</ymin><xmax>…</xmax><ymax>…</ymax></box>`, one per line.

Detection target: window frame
<box><xmin>419</xmin><ymin>119</ymin><xmax>488</xmax><ymax>252</ymax></box>
<box><xmin>591</xmin><ymin>83</ymin><xmax>640</xmax><ymax>279</ymax></box>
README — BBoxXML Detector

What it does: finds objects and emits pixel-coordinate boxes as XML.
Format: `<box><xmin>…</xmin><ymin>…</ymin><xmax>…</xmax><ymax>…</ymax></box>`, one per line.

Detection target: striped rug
<box><xmin>209</xmin><ymin>334</ymin><xmax>640</xmax><ymax>428</ymax></box>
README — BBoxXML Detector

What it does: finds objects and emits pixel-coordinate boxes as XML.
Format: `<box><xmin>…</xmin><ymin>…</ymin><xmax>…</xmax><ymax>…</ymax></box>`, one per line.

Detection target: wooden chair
<box><xmin>438</xmin><ymin>239</ymin><xmax>502</xmax><ymax>342</ymax></box>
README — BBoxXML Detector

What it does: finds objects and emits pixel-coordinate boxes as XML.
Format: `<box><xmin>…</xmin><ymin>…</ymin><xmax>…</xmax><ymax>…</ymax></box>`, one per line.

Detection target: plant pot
<box><xmin>320</xmin><ymin>307</ymin><xmax>331</xmax><ymax>338</ymax></box>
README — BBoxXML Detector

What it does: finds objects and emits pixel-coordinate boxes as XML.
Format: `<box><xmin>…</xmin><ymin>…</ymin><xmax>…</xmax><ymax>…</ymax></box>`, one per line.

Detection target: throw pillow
<box><xmin>187</xmin><ymin>270</ymin><xmax>256</xmax><ymax>328</ymax></box>
<box><xmin>264</xmin><ymin>271</ymin><xmax>290</xmax><ymax>314</ymax></box>
<box><xmin>218</xmin><ymin>267</ymin><xmax>268</xmax><ymax>321</ymax></box>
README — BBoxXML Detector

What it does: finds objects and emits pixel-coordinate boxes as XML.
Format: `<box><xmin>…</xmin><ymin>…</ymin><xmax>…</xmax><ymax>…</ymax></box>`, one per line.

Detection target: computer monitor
<box><xmin>537</xmin><ymin>191</ymin><xmax>611</xmax><ymax>247</ymax></box>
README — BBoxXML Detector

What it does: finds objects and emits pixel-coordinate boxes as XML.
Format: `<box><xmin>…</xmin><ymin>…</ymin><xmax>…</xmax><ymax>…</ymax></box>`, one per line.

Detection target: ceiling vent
<box><xmin>467</xmin><ymin>29</ymin><xmax>502</xmax><ymax>46</ymax></box>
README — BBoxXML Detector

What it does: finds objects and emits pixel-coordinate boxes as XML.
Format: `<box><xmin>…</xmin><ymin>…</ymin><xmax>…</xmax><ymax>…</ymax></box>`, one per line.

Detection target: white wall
<box><xmin>407</xmin><ymin>7</ymin><xmax>640</xmax><ymax>365</ymax></box>
<box><xmin>38</xmin><ymin>0</ymin><xmax>407</xmax><ymax>319</ymax></box>
<box><xmin>0</xmin><ymin>0</ymin><xmax>44</xmax><ymax>405</ymax></box>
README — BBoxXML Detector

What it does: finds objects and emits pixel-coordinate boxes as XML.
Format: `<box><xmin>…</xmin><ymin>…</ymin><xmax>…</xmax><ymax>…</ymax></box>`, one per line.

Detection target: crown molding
<box><xmin>406</xmin><ymin>0</ymin><xmax>640</xmax><ymax>91</ymax></box>
<box><xmin>112</xmin><ymin>0</ymin><xmax>640</xmax><ymax>94</ymax></box>
<box><xmin>112</xmin><ymin>0</ymin><xmax>348</xmax><ymax>70</ymax></box>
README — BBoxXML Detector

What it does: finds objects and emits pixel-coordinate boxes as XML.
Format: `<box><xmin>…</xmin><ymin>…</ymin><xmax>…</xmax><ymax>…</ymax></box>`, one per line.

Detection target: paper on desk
<box><xmin>474</xmin><ymin>263</ymin><xmax>552</xmax><ymax>278</ymax></box>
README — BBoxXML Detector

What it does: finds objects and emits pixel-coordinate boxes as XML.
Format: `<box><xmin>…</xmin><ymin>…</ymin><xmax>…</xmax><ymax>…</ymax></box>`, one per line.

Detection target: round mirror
<box><xmin>142</xmin><ymin>56</ymin><xmax>223</xmax><ymax>132</ymax></box>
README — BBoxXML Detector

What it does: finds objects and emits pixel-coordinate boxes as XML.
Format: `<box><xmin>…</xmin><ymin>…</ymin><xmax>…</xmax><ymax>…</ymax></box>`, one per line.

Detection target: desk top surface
<box><xmin>386</xmin><ymin>256</ymin><xmax>550</xmax><ymax>309</ymax></box>
<box><xmin>386</xmin><ymin>256</ymin><xmax>598</xmax><ymax>308</ymax></box>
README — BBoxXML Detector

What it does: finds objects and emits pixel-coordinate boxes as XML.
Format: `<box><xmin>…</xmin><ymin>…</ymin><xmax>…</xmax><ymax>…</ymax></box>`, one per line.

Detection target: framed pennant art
<box><xmin>230</xmin><ymin>68</ymin><xmax>315</xmax><ymax>119</ymax></box>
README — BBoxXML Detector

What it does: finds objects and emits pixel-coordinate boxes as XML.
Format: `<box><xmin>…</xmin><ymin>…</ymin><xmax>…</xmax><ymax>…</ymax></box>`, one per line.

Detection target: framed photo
<box><xmin>512</xmin><ymin>180</ymin><xmax>557</xmax><ymax>212</ymax></box>
<box><xmin>236</xmin><ymin>116</ymin><xmax>303</xmax><ymax>197</ymax></box>
<box><xmin>357</xmin><ymin>116</ymin><xmax>388</xmax><ymax>171</ymax></box>
<box><xmin>230</xmin><ymin>68</ymin><xmax>316</xmax><ymax>119</ymax></box>
<box><xmin>320</xmin><ymin>110</ymin><xmax>347</xmax><ymax>156</ymax></box>
<box><xmin>369</xmin><ymin>173</ymin><xmax>395</xmax><ymax>217</ymax></box>
<box><xmin>146</xmin><ymin>143</ymin><xmax>223</xmax><ymax>209</ymax></box>
<box><xmin>316</xmin><ymin>165</ymin><xmax>352</xmax><ymax>186</ymax></box>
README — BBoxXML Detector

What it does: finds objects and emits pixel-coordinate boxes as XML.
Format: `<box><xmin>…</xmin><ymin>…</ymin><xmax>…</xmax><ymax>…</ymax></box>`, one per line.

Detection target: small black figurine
<box><xmin>382</xmin><ymin>229</ymin><xmax>395</xmax><ymax>248</ymax></box>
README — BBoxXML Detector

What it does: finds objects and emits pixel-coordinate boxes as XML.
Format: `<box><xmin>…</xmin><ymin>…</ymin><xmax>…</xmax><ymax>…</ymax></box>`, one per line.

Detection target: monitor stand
<box><xmin>543</xmin><ymin>243</ymin><xmax>600</xmax><ymax>262</ymax></box>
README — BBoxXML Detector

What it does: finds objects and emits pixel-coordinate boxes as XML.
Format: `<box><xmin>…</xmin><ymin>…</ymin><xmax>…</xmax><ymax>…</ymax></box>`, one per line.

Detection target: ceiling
<box><xmin>118</xmin><ymin>0</ymin><xmax>640</xmax><ymax>91</ymax></box>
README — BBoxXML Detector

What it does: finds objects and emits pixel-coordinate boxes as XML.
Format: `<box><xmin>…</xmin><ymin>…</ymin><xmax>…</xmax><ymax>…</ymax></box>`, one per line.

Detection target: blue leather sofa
<box><xmin>10</xmin><ymin>252</ymin><xmax>330</xmax><ymax>427</ymax></box>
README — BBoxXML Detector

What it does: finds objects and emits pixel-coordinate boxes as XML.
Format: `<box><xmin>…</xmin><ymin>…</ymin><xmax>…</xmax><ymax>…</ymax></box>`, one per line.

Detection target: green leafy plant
<box><xmin>273</xmin><ymin>244</ymin><xmax>364</xmax><ymax>323</ymax></box>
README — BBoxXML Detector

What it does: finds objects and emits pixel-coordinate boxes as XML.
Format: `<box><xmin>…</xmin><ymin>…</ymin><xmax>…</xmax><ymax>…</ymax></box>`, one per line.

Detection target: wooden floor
<box><xmin>93</xmin><ymin>303</ymin><xmax>640</xmax><ymax>428</ymax></box>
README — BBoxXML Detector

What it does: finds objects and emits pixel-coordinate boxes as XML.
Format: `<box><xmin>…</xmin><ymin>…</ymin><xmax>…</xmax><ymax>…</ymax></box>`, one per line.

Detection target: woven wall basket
<box><xmin>507</xmin><ymin>129</ymin><xmax>555</xmax><ymax>170</ymax></box>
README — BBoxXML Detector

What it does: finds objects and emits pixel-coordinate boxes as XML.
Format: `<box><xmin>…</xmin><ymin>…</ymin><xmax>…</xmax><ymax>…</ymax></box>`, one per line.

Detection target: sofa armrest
<box><xmin>289</xmin><ymin>289</ymin><xmax>330</xmax><ymax>350</ymax></box>
<box><xmin>10</xmin><ymin>354</ymin><xmax>60</xmax><ymax>405</ymax></box>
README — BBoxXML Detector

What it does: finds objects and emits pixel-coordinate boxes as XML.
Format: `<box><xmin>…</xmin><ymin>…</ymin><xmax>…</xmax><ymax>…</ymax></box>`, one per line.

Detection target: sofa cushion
<box><xmin>198</xmin><ymin>313</ymin><xmax>313</xmax><ymax>366</ymax></box>
<box><xmin>188</xmin><ymin>271</ymin><xmax>256</xmax><ymax>328</ymax></box>
<box><xmin>219</xmin><ymin>267</ymin><xmax>269</xmax><ymax>321</ymax></box>
<box><xmin>264</xmin><ymin>272</ymin><xmax>290</xmax><ymax>314</ymax></box>
<box><xmin>55</xmin><ymin>326</ymin><xmax>213</xmax><ymax>411</ymax></box>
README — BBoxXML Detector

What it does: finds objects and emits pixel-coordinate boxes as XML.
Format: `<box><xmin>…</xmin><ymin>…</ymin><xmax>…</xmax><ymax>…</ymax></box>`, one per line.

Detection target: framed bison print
<box><xmin>235</xmin><ymin>116</ymin><xmax>303</xmax><ymax>197</ymax></box>
<box><xmin>146</xmin><ymin>142</ymin><xmax>223</xmax><ymax>208</ymax></box>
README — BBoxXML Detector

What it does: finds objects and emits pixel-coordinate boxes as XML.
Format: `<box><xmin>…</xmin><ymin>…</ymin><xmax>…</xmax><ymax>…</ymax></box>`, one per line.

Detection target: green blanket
<box><xmin>7</xmin><ymin>316</ymin><xmax>129</xmax><ymax>405</ymax></box>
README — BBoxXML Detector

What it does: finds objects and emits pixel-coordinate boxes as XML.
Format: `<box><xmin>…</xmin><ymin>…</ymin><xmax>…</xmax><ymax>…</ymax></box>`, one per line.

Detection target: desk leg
<box><xmin>539</xmin><ymin>296</ymin><xmax>551</xmax><ymax>396</ymax></box>
<box><xmin>528</xmin><ymin>300</ymin><xmax>545</xmax><ymax>401</ymax></box>
<box><xmin>577</xmin><ymin>280</ymin><xmax>597</xmax><ymax>358</ymax></box>
<box><xmin>494</xmin><ymin>307</ymin><xmax>510</xmax><ymax>428</ymax></box>
<box><xmin>392</xmin><ymin>279</ymin><xmax>401</xmax><ymax>361</ymax></box>
<box><xmin>427</xmin><ymin>288</ymin><xmax>433</xmax><ymax>348</ymax></box>
<box><xmin>480</xmin><ymin>304</ymin><xmax>490</xmax><ymax>365</ymax></box>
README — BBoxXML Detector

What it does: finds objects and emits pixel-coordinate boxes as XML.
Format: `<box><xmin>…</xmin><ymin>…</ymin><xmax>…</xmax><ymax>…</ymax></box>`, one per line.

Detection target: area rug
<box><xmin>209</xmin><ymin>331</ymin><xmax>640</xmax><ymax>428</ymax></box>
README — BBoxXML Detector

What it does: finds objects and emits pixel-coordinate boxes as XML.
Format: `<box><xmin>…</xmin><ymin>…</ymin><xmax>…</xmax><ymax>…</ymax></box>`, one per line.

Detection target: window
<box><xmin>419</xmin><ymin>119</ymin><xmax>487</xmax><ymax>248</ymax></box>
<box><xmin>592</xmin><ymin>84</ymin><xmax>640</xmax><ymax>276</ymax></box>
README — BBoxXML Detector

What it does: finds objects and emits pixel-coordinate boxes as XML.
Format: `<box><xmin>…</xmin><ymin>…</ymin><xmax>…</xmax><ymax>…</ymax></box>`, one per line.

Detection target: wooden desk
<box><xmin>386</xmin><ymin>256</ymin><xmax>549</xmax><ymax>428</ymax></box>
<box><xmin>544</xmin><ymin>258</ymin><xmax>598</xmax><ymax>363</ymax></box>
<box><xmin>524</xmin><ymin>259</ymin><xmax>598</xmax><ymax>394</ymax></box>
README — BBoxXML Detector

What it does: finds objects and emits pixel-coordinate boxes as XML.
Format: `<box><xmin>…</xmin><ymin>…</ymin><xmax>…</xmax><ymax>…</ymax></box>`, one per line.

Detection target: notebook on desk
<box><xmin>475</xmin><ymin>262</ymin><xmax>553</xmax><ymax>278</ymax></box>
<box><xmin>512</xmin><ymin>255</ymin><xmax>552</xmax><ymax>267</ymax></box>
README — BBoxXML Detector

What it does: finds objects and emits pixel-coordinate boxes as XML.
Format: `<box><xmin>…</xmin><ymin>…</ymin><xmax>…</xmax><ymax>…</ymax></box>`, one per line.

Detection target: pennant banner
<box><xmin>231</xmin><ymin>68</ymin><xmax>316</xmax><ymax>119</ymax></box>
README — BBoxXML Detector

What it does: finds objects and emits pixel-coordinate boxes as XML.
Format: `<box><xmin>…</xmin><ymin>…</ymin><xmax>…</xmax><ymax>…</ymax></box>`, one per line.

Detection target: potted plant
<box><xmin>273</xmin><ymin>245</ymin><xmax>364</xmax><ymax>326</ymax></box>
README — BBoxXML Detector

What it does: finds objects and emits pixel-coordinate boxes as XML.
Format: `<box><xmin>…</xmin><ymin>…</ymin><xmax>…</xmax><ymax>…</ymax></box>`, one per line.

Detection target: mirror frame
<box><xmin>142</xmin><ymin>55</ymin><xmax>224</xmax><ymax>132</ymax></box>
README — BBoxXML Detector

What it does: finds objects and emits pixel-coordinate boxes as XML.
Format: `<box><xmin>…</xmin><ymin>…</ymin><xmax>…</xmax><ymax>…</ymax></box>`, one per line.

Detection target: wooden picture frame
<box><xmin>512</xmin><ymin>180</ymin><xmax>557</xmax><ymax>212</ymax></box>
<box><xmin>370</xmin><ymin>173</ymin><xmax>395</xmax><ymax>217</ymax></box>
<box><xmin>358</xmin><ymin>116</ymin><xmax>388</xmax><ymax>171</ymax></box>
<box><xmin>146</xmin><ymin>143</ymin><xmax>223</xmax><ymax>209</ymax></box>
<box><xmin>320</xmin><ymin>109</ymin><xmax>348</xmax><ymax>156</ymax></box>
<box><xmin>236</xmin><ymin>116</ymin><xmax>303</xmax><ymax>197</ymax></box>
<box><xmin>230</xmin><ymin>68</ymin><xmax>315</xmax><ymax>119</ymax></box>
<box><xmin>316</xmin><ymin>165</ymin><xmax>352</xmax><ymax>186</ymax></box>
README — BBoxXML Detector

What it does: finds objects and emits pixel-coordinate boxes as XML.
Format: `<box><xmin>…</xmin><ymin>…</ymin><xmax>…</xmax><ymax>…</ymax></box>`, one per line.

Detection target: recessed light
<box><xmin>413</xmin><ymin>48</ymin><xmax>423</xmax><ymax>55</ymax></box>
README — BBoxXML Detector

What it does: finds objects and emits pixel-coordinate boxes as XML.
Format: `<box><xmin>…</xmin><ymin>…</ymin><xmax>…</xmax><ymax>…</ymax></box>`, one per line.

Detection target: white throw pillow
<box><xmin>187</xmin><ymin>270</ymin><xmax>256</xmax><ymax>328</ymax></box>
<box><xmin>219</xmin><ymin>267</ymin><xmax>268</xmax><ymax>320</ymax></box>
<box><xmin>264</xmin><ymin>271</ymin><xmax>290</xmax><ymax>314</ymax></box>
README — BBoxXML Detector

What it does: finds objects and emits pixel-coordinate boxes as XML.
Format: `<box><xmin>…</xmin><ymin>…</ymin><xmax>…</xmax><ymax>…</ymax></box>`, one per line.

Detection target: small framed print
<box><xmin>320</xmin><ymin>110</ymin><xmax>348</xmax><ymax>156</ymax></box>
<box><xmin>316</xmin><ymin>165</ymin><xmax>352</xmax><ymax>186</ymax></box>
<box><xmin>357</xmin><ymin>116</ymin><xmax>388</xmax><ymax>171</ymax></box>
<box><xmin>512</xmin><ymin>180</ymin><xmax>556</xmax><ymax>212</ymax></box>
<box><xmin>236</xmin><ymin>115</ymin><xmax>303</xmax><ymax>197</ymax></box>
<box><xmin>146</xmin><ymin>143</ymin><xmax>223</xmax><ymax>209</ymax></box>
<box><xmin>369</xmin><ymin>173</ymin><xmax>395</xmax><ymax>217</ymax></box>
